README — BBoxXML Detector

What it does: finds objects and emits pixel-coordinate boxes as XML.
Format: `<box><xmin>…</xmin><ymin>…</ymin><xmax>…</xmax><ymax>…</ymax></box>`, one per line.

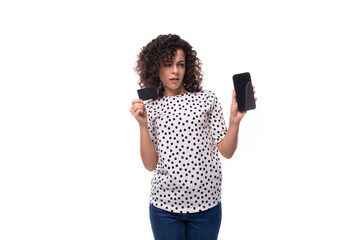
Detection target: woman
<box><xmin>129</xmin><ymin>34</ymin><xmax>256</xmax><ymax>240</ymax></box>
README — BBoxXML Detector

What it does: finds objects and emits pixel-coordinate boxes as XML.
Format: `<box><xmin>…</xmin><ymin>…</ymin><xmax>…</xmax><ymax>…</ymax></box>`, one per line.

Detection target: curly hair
<box><xmin>135</xmin><ymin>34</ymin><xmax>203</xmax><ymax>97</ymax></box>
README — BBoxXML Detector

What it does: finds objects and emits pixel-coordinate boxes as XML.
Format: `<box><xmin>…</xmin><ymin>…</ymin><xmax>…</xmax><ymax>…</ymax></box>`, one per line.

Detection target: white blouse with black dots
<box><xmin>145</xmin><ymin>90</ymin><xmax>228</xmax><ymax>213</ymax></box>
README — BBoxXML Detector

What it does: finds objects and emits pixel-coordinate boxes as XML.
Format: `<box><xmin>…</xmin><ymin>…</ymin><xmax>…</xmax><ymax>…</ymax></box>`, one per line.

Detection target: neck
<box><xmin>163</xmin><ymin>87</ymin><xmax>188</xmax><ymax>96</ymax></box>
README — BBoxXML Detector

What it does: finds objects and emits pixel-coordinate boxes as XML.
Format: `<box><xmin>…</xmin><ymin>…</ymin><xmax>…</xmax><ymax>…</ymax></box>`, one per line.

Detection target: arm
<box><xmin>217</xmin><ymin>121</ymin><xmax>240</xmax><ymax>159</ymax></box>
<box><xmin>217</xmin><ymin>89</ymin><xmax>256</xmax><ymax>159</ymax></box>
<box><xmin>139</xmin><ymin>123</ymin><xmax>158</xmax><ymax>171</ymax></box>
<box><xmin>130</xmin><ymin>99</ymin><xmax>158</xmax><ymax>171</ymax></box>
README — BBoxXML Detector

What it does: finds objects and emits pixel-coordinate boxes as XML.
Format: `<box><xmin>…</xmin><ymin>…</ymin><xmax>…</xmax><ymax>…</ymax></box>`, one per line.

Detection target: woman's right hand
<box><xmin>129</xmin><ymin>99</ymin><xmax>148</xmax><ymax>126</ymax></box>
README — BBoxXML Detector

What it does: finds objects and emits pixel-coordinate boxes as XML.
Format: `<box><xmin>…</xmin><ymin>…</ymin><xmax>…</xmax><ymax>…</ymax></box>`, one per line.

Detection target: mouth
<box><xmin>169</xmin><ymin>78</ymin><xmax>179</xmax><ymax>82</ymax></box>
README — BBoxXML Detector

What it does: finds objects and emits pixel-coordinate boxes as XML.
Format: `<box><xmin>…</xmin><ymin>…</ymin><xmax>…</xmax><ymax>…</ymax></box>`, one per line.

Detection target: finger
<box><xmin>130</xmin><ymin>103</ymin><xmax>143</xmax><ymax>113</ymax></box>
<box><xmin>232</xmin><ymin>90</ymin><xmax>237</xmax><ymax>103</ymax></box>
<box><xmin>133</xmin><ymin>108</ymin><xmax>144</xmax><ymax>116</ymax></box>
<box><xmin>132</xmin><ymin>99</ymin><xmax>144</xmax><ymax>104</ymax></box>
<box><xmin>130</xmin><ymin>108</ymin><xmax>137</xmax><ymax>116</ymax></box>
<box><xmin>133</xmin><ymin>103</ymin><xmax>145</xmax><ymax>109</ymax></box>
<box><xmin>131</xmin><ymin>103</ymin><xmax>145</xmax><ymax>112</ymax></box>
<box><xmin>132</xmin><ymin>105</ymin><xmax>145</xmax><ymax>113</ymax></box>
<box><xmin>132</xmin><ymin>99</ymin><xmax>144</xmax><ymax>105</ymax></box>
<box><xmin>255</xmin><ymin>97</ymin><xmax>257</xmax><ymax>101</ymax></box>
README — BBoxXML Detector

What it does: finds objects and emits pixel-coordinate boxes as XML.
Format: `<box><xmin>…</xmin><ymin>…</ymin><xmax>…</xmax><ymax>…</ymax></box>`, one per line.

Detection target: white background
<box><xmin>1</xmin><ymin>0</ymin><xmax>359</xmax><ymax>239</ymax></box>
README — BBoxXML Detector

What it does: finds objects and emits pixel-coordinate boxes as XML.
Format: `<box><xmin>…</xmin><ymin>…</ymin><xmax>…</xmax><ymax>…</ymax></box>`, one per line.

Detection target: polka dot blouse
<box><xmin>145</xmin><ymin>90</ymin><xmax>228</xmax><ymax>213</ymax></box>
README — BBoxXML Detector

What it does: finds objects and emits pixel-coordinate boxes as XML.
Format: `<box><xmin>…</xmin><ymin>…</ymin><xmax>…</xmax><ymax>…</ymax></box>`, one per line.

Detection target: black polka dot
<box><xmin>145</xmin><ymin>90</ymin><xmax>227</xmax><ymax>213</ymax></box>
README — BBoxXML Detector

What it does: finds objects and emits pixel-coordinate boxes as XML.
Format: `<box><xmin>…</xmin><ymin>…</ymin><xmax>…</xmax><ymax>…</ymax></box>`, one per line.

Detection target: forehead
<box><xmin>163</xmin><ymin>49</ymin><xmax>185</xmax><ymax>62</ymax></box>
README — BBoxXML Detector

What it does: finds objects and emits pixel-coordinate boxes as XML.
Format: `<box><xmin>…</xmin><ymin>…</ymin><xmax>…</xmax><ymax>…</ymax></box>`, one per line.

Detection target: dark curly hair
<box><xmin>135</xmin><ymin>34</ymin><xmax>203</xmax><ymax>97</ymax></box>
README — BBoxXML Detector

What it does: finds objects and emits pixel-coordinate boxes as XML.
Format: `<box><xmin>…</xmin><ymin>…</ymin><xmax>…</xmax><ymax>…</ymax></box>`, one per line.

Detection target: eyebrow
<box><xmin>163</xmin><ymin>60</ymin><xmax>185</xmax><ymax>63</ymax></box>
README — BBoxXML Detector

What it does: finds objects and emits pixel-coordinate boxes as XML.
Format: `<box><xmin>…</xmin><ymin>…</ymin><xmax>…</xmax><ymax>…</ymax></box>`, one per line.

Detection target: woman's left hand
<box><xmin>229</xmin><ymin>86</ymin><xmax>257</xmax><ymax>125</ymax></box>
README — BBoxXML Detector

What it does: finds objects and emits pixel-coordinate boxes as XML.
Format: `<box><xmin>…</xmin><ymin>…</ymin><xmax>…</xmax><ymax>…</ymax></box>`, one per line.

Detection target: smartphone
<box><xmin>137</xmin><ymin>86</ymin><xmax>159</xmax><ymax>101</ymax></box>
<box><xmin>232</xmin><ymin>72</ymin><xmax>256</xmax><ymax>112</ymax></box>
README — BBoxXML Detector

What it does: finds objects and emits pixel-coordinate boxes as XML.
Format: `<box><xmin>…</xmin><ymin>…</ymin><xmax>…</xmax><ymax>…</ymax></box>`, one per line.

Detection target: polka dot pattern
<box><xmin>145</xmin><ymin>90</ymin><xmax>227</xmax><ymax>213</ymax></box>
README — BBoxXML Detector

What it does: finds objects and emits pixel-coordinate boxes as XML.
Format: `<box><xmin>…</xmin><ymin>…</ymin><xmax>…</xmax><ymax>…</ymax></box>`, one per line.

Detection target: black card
<box><xmin>233</xmin><ymin>72</ymin><xmax>256</xmax><ymax>112</ymax></box>
<box><xmin>137</xmin><ymin>86</ymin><xmax>159</xmax><ymax>101</ymax></box>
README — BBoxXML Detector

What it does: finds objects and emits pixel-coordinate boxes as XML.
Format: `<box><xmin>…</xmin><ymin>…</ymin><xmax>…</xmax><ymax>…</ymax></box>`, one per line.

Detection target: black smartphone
<box><xmin>233</xmin><ymin>72</ymin><xmax>256</xmax><ymax>112</ymax></box>
<box><xmin>137</xmin><ymin>86</ymin><xmax>159</xmax><ymax>101</ymax></box>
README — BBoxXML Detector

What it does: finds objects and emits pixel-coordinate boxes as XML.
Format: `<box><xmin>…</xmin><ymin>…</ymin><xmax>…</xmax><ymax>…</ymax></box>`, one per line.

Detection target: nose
<box><xmin>171</xmin><ymin>64</ymin><xmax>178</xmax><ymax>74</ymax></box>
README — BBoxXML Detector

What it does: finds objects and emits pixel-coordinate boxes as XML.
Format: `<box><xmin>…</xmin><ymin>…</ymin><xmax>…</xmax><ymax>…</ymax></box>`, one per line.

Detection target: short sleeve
<box><xmin>208</xmin><ymin>91</ymin><xmax>228</xmax><ymax>144</ymax></box>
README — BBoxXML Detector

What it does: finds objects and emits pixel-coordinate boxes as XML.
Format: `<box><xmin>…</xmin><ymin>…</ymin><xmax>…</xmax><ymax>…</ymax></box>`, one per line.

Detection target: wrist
<box><xmin>139</xmin><ymin>123</ymin><xmax>148</xmax><ymax>129</ymax></box>
<box><xmin>229</xmin><ymin>117</ymin><xmax>241</xmax><ymax>127</ymax></box>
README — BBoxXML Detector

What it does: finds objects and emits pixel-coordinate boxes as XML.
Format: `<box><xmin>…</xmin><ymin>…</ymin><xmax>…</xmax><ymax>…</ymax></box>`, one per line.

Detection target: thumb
<box><xmin>232</xmin><ymin>90</ymin><xmax>237</xmax><ymax>103</ymax></box>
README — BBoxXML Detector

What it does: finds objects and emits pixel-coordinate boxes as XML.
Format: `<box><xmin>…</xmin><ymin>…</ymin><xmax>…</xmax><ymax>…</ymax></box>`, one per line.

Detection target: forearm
<box><xmin>139</xmin><ymin>124</ymin><xmax>158</xmax><ymax>171</ymax></box>
<box><xmin>217</xmin><ymin>121</ymin><xmax>240</xmax><ymax>159</ymax></box>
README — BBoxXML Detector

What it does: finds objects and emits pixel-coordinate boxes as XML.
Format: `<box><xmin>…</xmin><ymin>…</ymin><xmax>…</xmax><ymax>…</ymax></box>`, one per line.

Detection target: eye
<box><xmin>178</xmin><ymin>63</ymin><xmax>185</xmax><ymax>67</ymax></box>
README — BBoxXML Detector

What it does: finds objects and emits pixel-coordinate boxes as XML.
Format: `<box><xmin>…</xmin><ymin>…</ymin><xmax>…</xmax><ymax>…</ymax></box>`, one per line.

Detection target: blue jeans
<box><xmin>149</xmin><ymin>202</ymin><xmax>222</xmax><ymax>240</ymax></box>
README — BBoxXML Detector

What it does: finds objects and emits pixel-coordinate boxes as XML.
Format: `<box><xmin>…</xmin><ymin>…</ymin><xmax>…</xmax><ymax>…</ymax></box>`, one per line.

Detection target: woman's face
<box><xmin>159</xmin><ymin>49</ymin><xmax>186</xmax><ymax>96</ymax></box>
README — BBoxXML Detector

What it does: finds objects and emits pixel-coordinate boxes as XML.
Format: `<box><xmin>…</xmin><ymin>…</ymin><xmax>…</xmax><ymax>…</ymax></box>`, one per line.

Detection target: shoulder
<box><xmin>144</xmin><ymin>97</ymin><xmax>161</xmax><ymax>108</ymax></box>
<box><xmin>200</xmin><ymin>89</ymin><xmax>219</xmax><ymax>101</ymax></box>
<box><xmin>144</xmin><ymin>98</ymin><xmax>162</xmax><ymax>119</ymax></box>
<box><xmin>196</xmin><ymin>89</ymin><xmax>215</xmax><ymax>97</ymax></box>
